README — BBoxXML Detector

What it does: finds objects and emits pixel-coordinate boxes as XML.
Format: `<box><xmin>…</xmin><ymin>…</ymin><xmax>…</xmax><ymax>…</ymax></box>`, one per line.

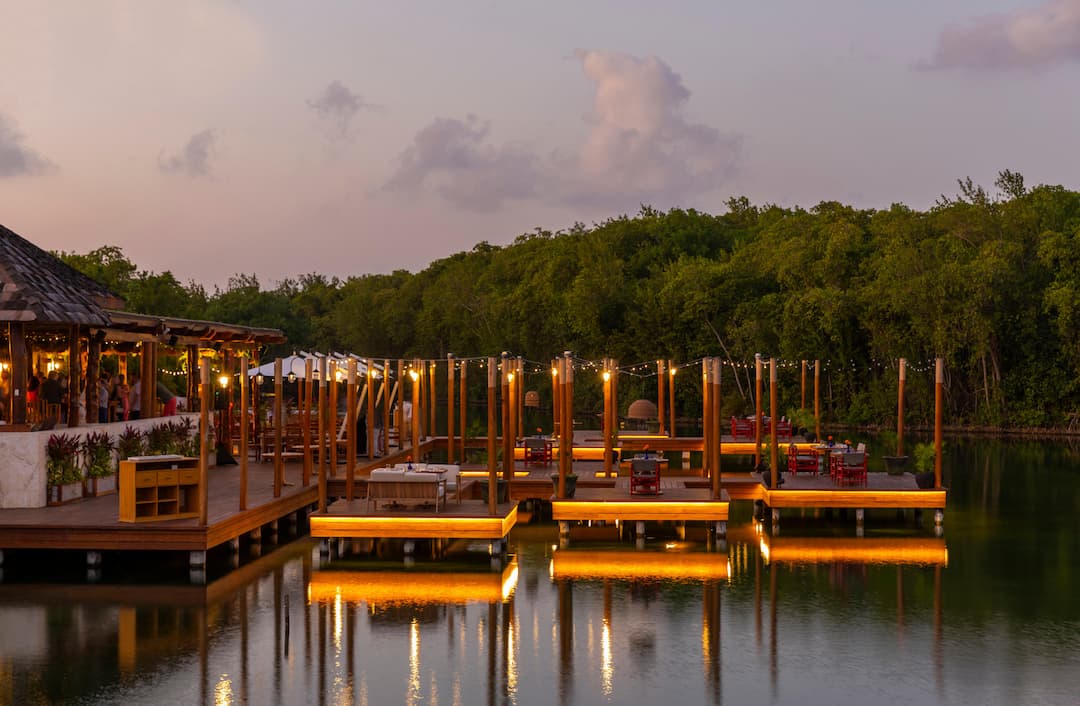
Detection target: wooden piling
<box><xmin>199</xmin><ymin>358</ymin><xmax>210</xmax><ymax>525</ymax></box>
<box><xmin>657</xmin><ymin>359</ymin><xmax>666</xmax><ymax>436</ymax></box>
<box><xmin>346</xmin><ymin>358</ymin><xmax>357</xmax><ymax>502</ymax></box>
<box><xmin>487</xmin><ymin>357</ymin><xmax>497</xmax><ymax>514</ymax></box>
<box><xmin>770</xmin><ymin>357</ymin><xmax>778</xmax><ymax>488</ymax></box>
<box><xmin>447</xmin><ymin>354</ymin><xmax>455</xmax><ymax>464</ymax></box>
<box><xmin>935</xmin><ymin>358</ymin><xmax>943</xmax><ymax>489</ymax></box>
<box><xmin>754</xmin><ymin>354</ymin><xmax>763</xmax><ymax>468</ymax></box>
<box><xmin>273</xmin><ymin>358</ymin><xmax>283</xmax><ymax>498</ymax></box>
<box><xmin>239</xmin><ymin>356</ymin><xmax>249</xmax><ymax>511</ymax></box>
<box><xmin>897</xmin><ymin>358</ymin><xmax>906</xmax><ymax>457</ymax></box>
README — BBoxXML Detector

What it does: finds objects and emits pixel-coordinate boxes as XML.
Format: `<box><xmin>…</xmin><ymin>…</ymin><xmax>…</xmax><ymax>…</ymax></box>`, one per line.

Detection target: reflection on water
<box><xmin>1</xmin><ymin>437</ymin><xmax>1079</xmax><ymax>705</ymax></box>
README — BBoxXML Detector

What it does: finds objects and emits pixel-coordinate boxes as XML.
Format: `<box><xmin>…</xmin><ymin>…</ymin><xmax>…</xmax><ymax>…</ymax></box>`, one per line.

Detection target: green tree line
<box><xmin>58</xmin><ymin>171</ymin><xmax>1080</xmax><ymax>430</ymax></box>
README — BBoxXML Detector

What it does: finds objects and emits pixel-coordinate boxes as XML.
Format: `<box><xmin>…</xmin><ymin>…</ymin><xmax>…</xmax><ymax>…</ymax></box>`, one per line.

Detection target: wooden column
<box><xmin>800</xmin><ymin>359</ymin><xmax>807</xmax><ymax>411</ymax></box>
<box><xmin>396</xmin><ymin>360</ymin><xmax>405</xmax><ymax>450</ymax></box>
<box><xmin>769</xmin><ymin>357</ymin><xmax>778</xmax><ymax>488</ymax></box>
<box><xmin>239</xmin><ymin>356</ymin><xmax>249</xmax><ymax>511</ymax></box>
<box><xmin>702</xmin><ymin>358</ymin><xmax>711</xmax><ymax>479</ymax></box>
<box><xmin>366</xmin><ymin>361</ymin><xmax>376</xmax><ymax>461</ymax></box>
<box><xmin>346</xmin><ymin>358</ymin><xmax>357</xmax><ymax>501</ymax></box>
<box><xmin>668</xmin><ymin>360</ymin><xmax>676</xmax><ymax>439</ymax></box>
<box><xmin>328</xmin><ymin>361</ymin><xmax>338</xmax><ymax>476</ymax></box>
<box><xmin>303</xmin><ymin>358</ymin><xmax>313</xmax><ymax>485</ymax></box>
<box><xmin>66</xmin><ymin>326</ymin><xmax>80</xmax><ymax>427</ymax></box>
<box><xmin>657</xmin><ymin>360</ymin><xmax>666</xmax><ymax>436</ymax></box>
<box><xmin>517</xmin><ymin>357</ymin><xmax>525</xmax><ymax>444</ymax></box>
<box><xmin>934</xmin><ymin>358</ymin><xmax>943</xmax><ymax>489</ymax></box>
<box><xmin>610</xmin><ymin>358</ymin><xmax>618</xmax><ymax>461</ymax></box>
<box><xmin>487</xmin><ymin>356</ymin><xmax>497</xmax><ymax>514</ymax></box>
<box><xmin>556</xmin><ymin>358</ymin><xmax>567</xmax><ymax>499</ymax></box>
<box><xmin>273</xmin><ymin>359</ymin><xmax>283</xmax><ymax>498</ymax></box>
<box><xmin>897</xmin><ymin>358</ymin><xmax>906</xmax><ymax>457</ymax></box>
<box><xmin>754</xmin><ymin>354</ymin><xmax>763</xmax><ymax>468</ymax></box>
<box><xmin>500</xmin><ymin>353</ymin><xmax>511</xmax><ymax>480</ymax></box>
<box><xmin>429</xmin><ymin>361</ymin><xmax>437</xmax><ymax>444</ymax></box>
<box><xmin>459</xmin><ymin>359</ymin><xmax>467</xmax><ymax>461</ymax></box>
<box><xmin>186</xmin><ymin>345</ymin><xmax>198</xmax><ymax>412</ymax></box>
<box><xmin>712</xmin><ymin>358</ymin><xmax>723</xmax><ymax>499</ymax></box>
<box><xmin>317</xmin><ymin>357</ymin><xmax>327</xmax><ymax>513</ymax></box>
<box><xmin>383</xmin><ymin>359</ymin><xmax>391</xmax><ymax>456</ymax></box>
<box><xmin>8</xmin><ymin>323</ymin><xmax>27</xmax><ymax>425</ymax></box>
<box><xmin>410</xmin><ymin>362</ymin><xmax>420</xmax><ymax>454</ymax></box>
<box><xmin>198</xmin><ymin>358</ymin><xmax>210</xmax><ymax>525</ymax></box>
<box><xmin>551</xmin><ymin>360</ymin><xmax>560</xmax><ymax>438</ymax></box>
<box><xmin>813</xmin><ymin>360</ymin><xmax>821</xmax><ymax>441</ymax></box>
<box><xmin>562</xmin><ymin>353</ymin><xmax>574</xmax><ymax>493</ymax></box>
<box><xmin>147</xmin><ymin>341</ymin><xmax>159</xmax><ymax>419</ymax></box>
<box><xmin>86</xmin><ymin>331</ymin><xmax>100</xmax><ymax>426</ymax></box>
<box><xmin>602</xmin><ymin>360</ymin><xmax>613</xmax><ymax>478</ymax></box>
<box><xmin>447</xmin><ymin>354</ymin><xmax>455</xmax><ymax>464</ymax></box>
<box><xmin>508</xmin><ymin>359</ymin><xmax>517</xmax><ymax>449</ymax></box>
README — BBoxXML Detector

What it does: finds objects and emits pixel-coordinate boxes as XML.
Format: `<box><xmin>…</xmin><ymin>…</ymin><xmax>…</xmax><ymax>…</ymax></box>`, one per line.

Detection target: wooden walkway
<box><xmin>0</xmin><ymin>462</ymin><xmax>318</xmax><ymax>553</ymax></box>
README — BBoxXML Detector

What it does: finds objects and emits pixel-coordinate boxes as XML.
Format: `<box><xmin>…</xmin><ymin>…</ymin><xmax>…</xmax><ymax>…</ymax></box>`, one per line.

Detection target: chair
<box><xmin>524</xmin><ymin>438</ymin><xmax>552</xmax><ymax>466</ymax></box>
<box><xmin>836</xmin><ymin>452</ymin><xmax>867</xmax><ymax>485</ymax></box>
<box><xmin>787</xmin><ymin>443</ymin><xmax>818</xmax><ymax>475</ymax></box>
<box><xmin>630</xmin><ymin>458</ymin><xmax>660</xmax><ymax>495</ymax></box>
<box><xmin>730</xmin><ymin>417</ymin><xmax>754</xmax><ymax>440</ymax></box>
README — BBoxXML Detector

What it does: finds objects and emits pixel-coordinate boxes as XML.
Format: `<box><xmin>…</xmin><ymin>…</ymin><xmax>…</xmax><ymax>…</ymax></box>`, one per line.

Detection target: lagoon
<box><xmin>1</xmin><ymin>437</ymin><xmax>1078</xmax><ymax>705</ymax></box>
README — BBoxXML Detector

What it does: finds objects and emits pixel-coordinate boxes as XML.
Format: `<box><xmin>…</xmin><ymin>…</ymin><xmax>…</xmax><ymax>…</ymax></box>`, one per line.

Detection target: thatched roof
<box><xmin>0</xmin><ymin>224</ymin><xmax>124</xmax><ymax>326</ymax></box>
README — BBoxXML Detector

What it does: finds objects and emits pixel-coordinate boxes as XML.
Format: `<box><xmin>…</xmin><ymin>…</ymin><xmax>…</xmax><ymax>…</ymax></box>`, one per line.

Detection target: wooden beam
<box><xmin>487</xmin><ymin>356</ymin><xmax>497</xmax><ymax>515</ymax></box>
<box><xmin>346</xmin><ymin>358</ymin><xmax>357</xmax><ymax>501</ymax></box>
<box><xmin>199</xmin><ymin>358</ymin><xmax>210</xmax><ymax>525</ymax></box>
<box><xmin>447</xmin><ymin>354</ymin><xmax>455</xmax><ymax>464</ymax></box>
<box><xmin>274</xmin><ymin>358</ymin><xmax>283</xmax><ymax>498</ymax></box>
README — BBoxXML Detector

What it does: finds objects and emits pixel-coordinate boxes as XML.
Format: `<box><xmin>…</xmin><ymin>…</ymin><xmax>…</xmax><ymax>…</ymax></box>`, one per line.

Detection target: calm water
<box><xmin>1</xmin><ymin>437</ymin><xmax>1078</xmax><ymax>706</ymax></box>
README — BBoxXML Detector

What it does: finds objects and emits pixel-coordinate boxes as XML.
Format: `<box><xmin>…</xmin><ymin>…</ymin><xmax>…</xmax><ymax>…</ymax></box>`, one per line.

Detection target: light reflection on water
<box><xmin>0</xmin><ymin>437</ymin><xmax>1078</xmax><ymax>705</ymax></box>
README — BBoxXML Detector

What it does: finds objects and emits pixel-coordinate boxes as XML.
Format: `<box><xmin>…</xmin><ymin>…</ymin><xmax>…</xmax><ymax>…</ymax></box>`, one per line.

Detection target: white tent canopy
<box><xmin>246</xmin><ymin>352</ymin><xmax>381</xmax><ymax>380</ymax></box>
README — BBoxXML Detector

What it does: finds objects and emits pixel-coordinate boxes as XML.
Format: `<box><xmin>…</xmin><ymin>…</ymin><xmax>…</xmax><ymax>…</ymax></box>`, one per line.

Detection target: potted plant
<box><xmin>82</xmin><ymin>431</ymin><xmax>116</xmax><ymax>496</ymax></box>
<box><xmin>46</xmin><ymin>432</ymin><xmax>83</xmax><ymax>505</ymax></box>
<box><xmin>880</xmin><ymin>430</ymin><xmax>910</xmax><ymax>474</ymax></box>
<box><xmin>551</xmin><ymin>472</ymin><xmax>577</xmax><ymax>498</ymax></box>
<box><xmin>117</xmin><ymin>425</ymin><xmax>144</xmax><ymax>461</ymax></box>
<box><xmin>913</xmin><ymin>441</ymin><xmax>939</xmax><ymax>488</ymax></box>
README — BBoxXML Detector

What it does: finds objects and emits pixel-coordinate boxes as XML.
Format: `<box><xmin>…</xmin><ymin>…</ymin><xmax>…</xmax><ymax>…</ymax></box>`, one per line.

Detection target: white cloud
<box><xmin>0</xmin><ymin>114</ymin><xmax>54</xmax><ymax>177</ymax></box>
<box><xmin>921</xmin><ymin>0</ymin><xmax>1080</xmax><ymax>70</ymax></box>
<box><xmin>307</xmin><ymin>81</ymin><xmax>380</xmax><ymax>141</ymax></box>
<box><xmin>159</xmin><ymin>130</ymin><xmax>218</xmax><ymax>177</ymax></box>
<box><xmin>384</xmin><ymin>51</ymin><xmax>740</xmax><ymax>213</ymax></box>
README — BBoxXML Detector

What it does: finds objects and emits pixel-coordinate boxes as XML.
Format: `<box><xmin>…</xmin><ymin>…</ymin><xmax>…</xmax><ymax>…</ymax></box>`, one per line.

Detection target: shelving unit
<box><xmin>118</xmin><ymin>455</ymin><xmax>200</xmax><ymax>523</ymax></box>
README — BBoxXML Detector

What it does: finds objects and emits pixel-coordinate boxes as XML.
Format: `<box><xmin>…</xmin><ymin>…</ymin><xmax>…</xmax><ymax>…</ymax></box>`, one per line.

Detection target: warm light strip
<box><xmin>763</xmin><ymin>489</ymin><xmax>948</xmax><ymax>509</ymax></box>
<box><xmin>310</xmin><ymin>507</ymin><xmax>517</xmax><ymax>540</ymax></box>
<box><xmin>551</xmin><ymin>550</ymin><xmax>730</xmax><ymax>580</ymax></box>
<box><xmin>309</xmin><ymin>562</ymin><xmax>518</xmax><ymax>604</ymax></box>
<box><xmin>460</xmin><ymin>471</ymin><xmax>531</xmax><ymax>478</ymax></box>
<box><xmin>761</xmin><ymin>537</ymin><xmax>948</xmax><ymax>566</ymax></box>
<box><xmin>551</xmin><ymin>500</ymin><xmax>728</xmax><ymax>521</ymax></box>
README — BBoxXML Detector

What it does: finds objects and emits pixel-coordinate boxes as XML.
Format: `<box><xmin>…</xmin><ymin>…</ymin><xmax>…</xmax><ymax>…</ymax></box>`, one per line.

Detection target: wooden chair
<box><xmin>836</xmin><ymin>452</ymin><xmax>867</xmax><ymax>485</ymax></box>
<box><xmin>787</xmin><ymin>443</ymin><xmax>818</xmax><ymax>475</ymax></box>
<box><xmin>630</xmin><ymin>458</ymin><xmax>660</xmax><ymax>495</ymax></box>
<box><xmin>524</xmin><ymin>438</ymin><xmax>552</xmax><ymax>466</ymax></box>
<box><xmin>730</xmin><ymin>417</ymin><xmax>754</xmax><ymax>440</ymax></box>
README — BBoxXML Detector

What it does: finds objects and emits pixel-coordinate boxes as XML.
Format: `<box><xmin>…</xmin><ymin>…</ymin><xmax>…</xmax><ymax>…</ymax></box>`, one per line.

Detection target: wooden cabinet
<box><xmin>118</xmin><ymin>456</ymin><xmax>200</xmax><ymax>522</ymax></box>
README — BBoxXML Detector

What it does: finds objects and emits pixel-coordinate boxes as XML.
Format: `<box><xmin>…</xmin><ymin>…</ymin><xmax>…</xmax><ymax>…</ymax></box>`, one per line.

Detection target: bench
<box><xmin>366</xmin><ymin>468</ymin><xmax>447</xmax><ymax>512</ymax></box>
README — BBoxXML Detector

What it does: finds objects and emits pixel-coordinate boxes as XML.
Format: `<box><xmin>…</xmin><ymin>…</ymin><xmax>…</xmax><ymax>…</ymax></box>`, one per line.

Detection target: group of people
<box><xmin>96</xmin><ymin>372</ymin><xmax>177</xmax><ymax>423</ymax></box>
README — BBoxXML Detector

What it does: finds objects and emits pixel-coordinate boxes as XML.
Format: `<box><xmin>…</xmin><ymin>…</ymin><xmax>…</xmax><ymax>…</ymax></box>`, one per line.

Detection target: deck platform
<box><xmin>310</xmin><ymin>498</ymin><xmax>518</xmax><ymax>541</ymax></box>
<box><xmin>0</xmin><ymin>462</ymin><xmax>318</xmax><ymax>553</ymax></box>
<box><xmin>722</xmin><ymin>472</ymin><xmax>947</xmax><ymax>511</ymax></box>
<box><xmin>308</xmin><ymin>560</ymin><xmax>519</xmax><ymax>604</ymax></box>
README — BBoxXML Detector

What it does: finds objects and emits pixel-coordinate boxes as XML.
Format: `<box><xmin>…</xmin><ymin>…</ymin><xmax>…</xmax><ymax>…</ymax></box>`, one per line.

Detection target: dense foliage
<box><xmin>59</xmin><ymin>173</ymin><xmax>1080</xmax><ymax>429</ymax></box>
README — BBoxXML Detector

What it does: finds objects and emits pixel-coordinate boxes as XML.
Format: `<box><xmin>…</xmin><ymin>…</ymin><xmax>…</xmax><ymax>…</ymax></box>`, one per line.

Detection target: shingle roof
<box><xmin>0</xmin><ymin>223</ymin><xmax>124</xmax><ymax>326</ymax></box>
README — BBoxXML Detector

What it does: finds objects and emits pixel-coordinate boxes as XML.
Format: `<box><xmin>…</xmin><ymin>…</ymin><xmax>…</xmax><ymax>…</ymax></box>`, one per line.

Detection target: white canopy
<box><xmin>246</xmin><ymin>352</ymin><xmax>379</xmax><ymax>380</ymax></box>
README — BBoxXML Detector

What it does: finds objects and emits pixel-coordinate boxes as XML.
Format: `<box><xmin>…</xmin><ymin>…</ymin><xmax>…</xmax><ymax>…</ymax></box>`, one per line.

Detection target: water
<box><xmin>1</xmin><ymin>437</ymin><xmax>1079</xmax><ymax>705</ymax></box>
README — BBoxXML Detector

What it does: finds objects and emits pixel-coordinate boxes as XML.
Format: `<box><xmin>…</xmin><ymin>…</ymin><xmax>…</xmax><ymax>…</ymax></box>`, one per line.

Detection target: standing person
<box><xmin>98</xmin><ymin>373</ymin><xmax>110</xmax><ymax>423</ymax></box>
<box><xmin>114</xmin><ymin>375</ymin><xmax>130</xmax><ymax>421</ymax></box>
<box><xmin>128</xmin><ymin>374</ymin><xmax>141</xmax><ymax>420</ymax></box>
<box><xmin>157</xmin><ymin>381</ymin><xmax>177</xmax><ymax>416</ymax></box>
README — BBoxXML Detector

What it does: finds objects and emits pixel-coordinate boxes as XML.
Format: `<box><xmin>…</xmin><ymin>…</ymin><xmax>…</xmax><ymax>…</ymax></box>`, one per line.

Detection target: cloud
<box><xmin>384</xmin><ymin>51</ymin><xmax>740</xmax><ymax>213</ymax></box>
<box><xmin>384</xmin><ymin>116</ymin><xmax>541</xmax><ymax>211</ymax></box>
<box><xmin>159</xmin><ymin>130</ymin><xmax>218</xmax><ymax>177</ymax></box>
<box><xmin>0</xmin><ymin>114</ymin><xmax>55</xmax><ymax>178</ymax></box>
<box><xmin>921</xmin><ymin>0</ymin><xmax>1080</xmax><ymax>70</ymax></box>
<box><xmin>307</xmin><ymin>80</ymin><xmax>380</xmax><ymax>140</ymax></box>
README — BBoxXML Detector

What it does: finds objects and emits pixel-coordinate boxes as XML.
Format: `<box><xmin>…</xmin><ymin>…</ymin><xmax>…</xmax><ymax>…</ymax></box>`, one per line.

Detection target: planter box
<box><xmin>85</xmin><ymin>474</ymin><xmax>117</xmax><ymax>497</ymax></box>
<box><xmin>883</xmin><ymin>456</ymin><xmax>911</xmax><ymax>475</ymax></box>
<box><xmin>47</xmin><ymin>481</ymin><xmax>84</xmax><ymax>506</ymax></box>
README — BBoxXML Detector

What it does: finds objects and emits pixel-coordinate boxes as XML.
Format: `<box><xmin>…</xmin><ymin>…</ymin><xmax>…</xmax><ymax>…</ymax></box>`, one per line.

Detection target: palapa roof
<box><xmin>0</xmin><ymin>223</ymin><xmax>124</xmax><ymax>326</ymax></box>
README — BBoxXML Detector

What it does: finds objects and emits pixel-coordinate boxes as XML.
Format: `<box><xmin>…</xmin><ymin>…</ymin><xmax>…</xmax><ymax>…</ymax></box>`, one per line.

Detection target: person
<box><xmin>26</xmin><ymin>371</ymin><xmax>40</xmax><ymax>404</ymax></box>
<box><xmin>0</xmin><ymin>369</ymin><xmax>10</xmax><ymax>422</ymax></box>
<box><xmin>40</xmin><ymin>371</ymin><xmax>63</xmax><ymax>410</ymax></box>
<box><xmin>157</xmin><ymin>381</ymin><xmax>177</xmax><ymax>416</ymax></box>
<box><xmin>98</xmin><ymin>373</ymin><xmax>110</xmax><ymax>423</ymax></box>
<box><xmin>128</xmin><ymin>373</ymin><xmax>141</xmax><ymax>420</ymax></box>
<box><xmin>114</xmin><ymin>375</ymin><xmax>130</xmax><ymax>421</ymax></box>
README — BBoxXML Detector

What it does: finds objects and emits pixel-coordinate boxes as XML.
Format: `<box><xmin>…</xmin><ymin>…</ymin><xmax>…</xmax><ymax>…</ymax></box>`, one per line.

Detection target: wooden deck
<box><xmin>310</xmin><ymin>498</ymin><xmax>518</xmax><ymax>541</ymax></box>
<box><xmin>723</xmin><ymin>471</ymin><xmax>947</xmax><ymax>510</ymax></box>
<box><xmin>552</xmin><ymin>478</ymin><xmax>729</xmax><ymax>522</ymax></box>
<box><xmin>0</xmin><ymin>462</ymin><xmax>318</xmax><ymax>553</ymax></box>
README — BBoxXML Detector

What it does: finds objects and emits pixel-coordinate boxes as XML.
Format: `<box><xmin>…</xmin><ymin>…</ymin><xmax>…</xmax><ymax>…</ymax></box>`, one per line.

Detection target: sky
<box><xmin>2</xmin><ymin>1</ymin><xmax>1079</xmax><ymax>290</ymax></box>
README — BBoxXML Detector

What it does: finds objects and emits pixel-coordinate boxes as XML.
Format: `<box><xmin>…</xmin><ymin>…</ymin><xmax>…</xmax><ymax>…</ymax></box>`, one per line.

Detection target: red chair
<box><xmin>787</xmin><ymin>444</ymin><xmax>819</xmax><ymax>475</ymax></box>
<box><xmin>630</xmin><ymin>459</ymin><xmax>661</xmax><ymax>495</ymax></box>
<box><xmin>835</xmin><ymin>452</ymin><xmax>867</xmax><ymax>485</ymax></box>
<box><xmin>730</xmin><ymin>417</ymin><xmax>754</xmax><ymax>439</ymax></box>
<box><xmin>524</xmin><ymin>438</ymin><xmax>552</xmax><ymax>466</ymax></box>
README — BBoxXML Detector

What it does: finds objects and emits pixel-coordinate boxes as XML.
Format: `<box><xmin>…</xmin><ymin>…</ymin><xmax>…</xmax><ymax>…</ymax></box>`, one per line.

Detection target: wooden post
<box><xmin>611</xmin><ymin>358</ymin><xmax>618</xmax><ymax>462</ymax></box>
<box><xmin>346</xmin><ymin>358</ymin><xmax>357</xmax><ymax>501</ymax></box>
<box><xmin>8</xmin><ymin>323</ymin><xmax>26</xmax><ymax>425</ymax></box>
<box><xmin>317</xmin><ymin>357</ymin><xmax>327</xmax><ymax>513</ymax></box>
<box><xmin>86</xmin><ymin>330</ymin><xmax>100</xmax><ymax>426</ymax></box>
<box><xmin>459</xmin><ymin>359</ymin><xmax>467</xmax><ymax>462</ymax></box>
<box><xmin>447</xmin><ymin>354</ymin><xmax>455</xmax><ymax>464</ymax></box>
<box><xmin>517</xmin><ymin>357</ymin><xmax>525</xmax><ymax>444</ymax></box>
<box><xmin>383</xmin><ymin>359</ymin><xmax>391</xmax><ymax>456</ymax></box>
<box><xmin>396</xmin><ymin>360</ymin><xmax>405</xmax><ymax>450</ymax></box>
<box><xmin>501</xmin><ymin>352</ymin><xmax>512</xmax><ymax>480</ymax></box>
<box><xmin>657</xmin><ymin>359</ymin><xmax>666</xmax><ymax>436</ymax></box>
<box><xmin>551</xmin><ymin>359</ymin><xmax>560</xmax><ymax>438</ymax></box>
<box><xmin>712</xmin><ymin>358</ymin><xmax>723</xmax><ymax>499</ymax></box>
<box><xmin>273</xmin><ymin>359</ymin><xmax>283</xmax><ymax>498</ymax></box>
<box><xmin>303</xmin><ymin>358</ymin><xmax>313</xmax><ymax>485</ymax></box>
<box><xmin>934</xmin><ymin>358</ymin><xmax>943</xmax><ymax>489</ymax></box>
<box><xmin>239</xmin><ymin>356</ymin><xmax>249</xmax><ymax>511</ymax></box>
<box><xmin>668</xmin><ymin>360</ymin><xmax>676</xmax><ymax>439</ymax></box>
<box><xmin>800</xmin><ymin>359</ymin><xmax>807</xmax><ymax>411</ymax></box>
<box><xmin>328</xmin><ymin>361</ymin><xmax>338</xmax><ymax>476</ymax></box>
<box><xmin>556</xmin><ymin>358</ymin><xmax>567</xmax><ymax>499</ymax></box>
<box><xmin>410</xmin><ymin>361</ymin><xmax>421</xmax><ymax>454</ymax></box>
<box><xmin>813</xmin><ymin>360</ymin><xmax>821</xmax><ymax>441</ymax></box>
<box><xmin>186</xmin><ymin>344</ymin><xmax>198</xmax><ymax>414</ymax></box>
<box><xmin>563</xmin><ymin>352</ymin><xmax>574</xmax><ymax>494</ymax></box>
<box><xmin>66</xmin><ymin>326</ymin><xmax>80</xmax><ymax>427</ymax></box>
<box><xmin>770</xmin><ymin>357</ymin><xmax>778</xmax><ymax>488</ymax></box>
<box><xmin>897</xmin><ymin>358</ymin><xmax>906</xmax><ymax>457</ymax></box>
<box><xmin>702</xmin><ymin>358</ymin><xmax>711</xmax><ymax>479</ymax></box>
<box><xmin>603</xmin><ymin>359</ymin><xmax>613</xmax><ymax>478</ymax></box>
<box><xmin>754</xmin><ymin>354</ymin><xmax>763</xmax><ymax>468</ymax></box>
<box><xmin>366</xmin><ymin>361</ymin><xmax>376</xmax><ymax>461</ymax></box>
<box><xmin>428</xmin><ymin>361</ymin><xmax>437</xmax><ymax>445</ymax></box>
<box><xmin>487</xmin><ymin>357</ymin><xmax>497</xmax><ymax>514</ymax></box>
<box><xmin>199</xmin><ymin>358</ymin><xmax>210</xmax><ymax>525</ymax></box>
